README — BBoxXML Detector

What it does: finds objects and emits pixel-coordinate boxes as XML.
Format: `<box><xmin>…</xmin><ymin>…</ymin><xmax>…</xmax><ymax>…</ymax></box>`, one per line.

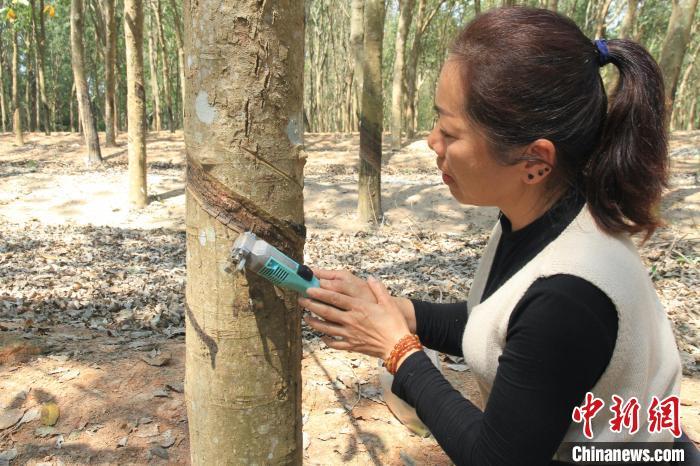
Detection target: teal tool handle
<box><xmin>257</xmin><ymin>257</ymin><xmax>320</xmax><ymax>296</ymax></box>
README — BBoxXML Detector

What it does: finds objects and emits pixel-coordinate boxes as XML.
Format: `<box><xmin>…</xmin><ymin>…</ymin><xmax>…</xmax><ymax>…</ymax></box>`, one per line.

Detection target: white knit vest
<box><xmin>462</xmin><ymin>204</ymin><xmax>682</xmax><ymax>462</ymax></box>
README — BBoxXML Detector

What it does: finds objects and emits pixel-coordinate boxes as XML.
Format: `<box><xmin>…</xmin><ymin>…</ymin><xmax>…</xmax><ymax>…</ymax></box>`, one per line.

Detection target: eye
<box><xmin>439</xmin><ymin>127</ymin><xmax>454</xmax><ymax>139</ymax></box>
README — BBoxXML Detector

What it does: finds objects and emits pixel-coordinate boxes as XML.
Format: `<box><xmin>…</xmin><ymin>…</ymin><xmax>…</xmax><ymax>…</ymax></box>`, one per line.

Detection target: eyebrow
<box><xmin>433</xmin><ymin>104</ymin><xmax>456</xmax><ymax>117</ymax></box>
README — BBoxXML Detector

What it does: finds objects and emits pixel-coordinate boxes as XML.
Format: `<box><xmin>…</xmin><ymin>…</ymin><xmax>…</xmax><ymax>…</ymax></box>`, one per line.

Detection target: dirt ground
<box><xmin>0</xmin><ymin>130</ymin><xmax>698</xmax><ymax>465</ymax></box>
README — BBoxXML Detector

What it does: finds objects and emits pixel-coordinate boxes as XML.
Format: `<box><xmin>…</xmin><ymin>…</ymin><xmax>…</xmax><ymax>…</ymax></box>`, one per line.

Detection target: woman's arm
<box><xmin>392</xmin><ymin>275</ymin><xmax>618</xmax><ymax>465</ymax></box>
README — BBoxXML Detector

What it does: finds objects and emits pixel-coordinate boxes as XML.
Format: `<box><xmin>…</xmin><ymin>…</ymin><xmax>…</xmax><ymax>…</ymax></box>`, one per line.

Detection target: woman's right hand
<box><xmin>310</xmin><ymin>268</ymin><xmax>417</xmax><ymax>334</ymax></box>
<box><xmin>312</xmin><ymin>268</ymin><xmax>377</xmax><ymax>304</ymax></box>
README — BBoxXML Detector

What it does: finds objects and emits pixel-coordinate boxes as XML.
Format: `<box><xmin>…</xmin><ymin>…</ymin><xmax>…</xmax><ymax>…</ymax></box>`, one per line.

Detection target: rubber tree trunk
<box><xmin>12</xmin><ymin>26</ymin><xmax>23</xmax><ymax>145</ymax></box>
<box><xmin>30</xmin><ymin>0</ymin><xmax>50</xmax><ymax>134</ymax></box>
<box><xmin>619</xmin><ymin>0</ymin><xmax>639</xmax><ymax>39</ymax></box>
<box><xmin>168</xmin><ymin>0</ymin><xmax>185</xmax><ymax>126</ymax></box>
<box><xmin>147</xmin><ymin>11</ymin><xmax>161</xmax><ymax>132</ymax></box>
<box><xmin>184</xmin><ymin>0</ymin><xmax>306</xmax><ymax>463</ymax></box>
<box><xmin>350</xmin><ymin>0</ymin><xmax>364</xmax><ymax>132</ymax></box>
<box><xmin>103</xmin><ymin>0</ymin><xmax>117</xmax><ymax>146</ymax></box>
<box><xmin>0</xmin><ymin>33</ymin><xmax>7</xmax><ymax>134</ymax></box>
<box><xmin>659</xmin><ymin>0</ymin><xmax>699</xmax><ymax>111</ymax></box>
<box><xmin>71</xmin><ymin>0</ymin><xmax>102</xmax><ymax>164</ymax></box>
<box><xmin>390</xmin><ymin>0</ymin><xmax>414</xmax><ymax>152</ymax></box>
<box><xmin>125</xmin><ymin>0</ymin><xmax>147</xmax><ymax>207</ymax></box>
<box><xmin>153</xmin><ymin>0</ymin><xmax>173</xmax><ymax>132</ymax></box>
<box><xmin>358</xmin><ymin>0</ymin><xmax>385</xmax><ymax>223</ymax></box>
<box><xmin>547</xmin><ymin>0</ymin><xmax>558</xmax><ymax>11</ymax></box>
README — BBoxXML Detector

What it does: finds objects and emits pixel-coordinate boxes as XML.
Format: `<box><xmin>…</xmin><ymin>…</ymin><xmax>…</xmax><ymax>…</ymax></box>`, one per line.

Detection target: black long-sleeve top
<box><xmin>391</xmin><ymin>190</ymin><xmax>621</xmax><ymax>465</ymax></box>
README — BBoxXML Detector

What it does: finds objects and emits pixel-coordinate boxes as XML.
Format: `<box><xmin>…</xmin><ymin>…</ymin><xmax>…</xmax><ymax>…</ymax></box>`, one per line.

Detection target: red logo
<box><xmin>572</xmin><ymin>392</ymin><xmax>605</xmax><ymax>439</ymax></box>
<box><xmin>647</xmin><ymin>395</ymin><xmax>681</xmax><ymax>438</ymax></box>
<box><xmin>609</xmin><ymin>395</ymin><xmax>640</xmax><ymax>434</ymax></box>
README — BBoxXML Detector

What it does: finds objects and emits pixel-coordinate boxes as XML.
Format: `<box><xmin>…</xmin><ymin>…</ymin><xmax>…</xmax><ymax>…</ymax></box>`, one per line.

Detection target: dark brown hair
<box><xmin>448</xmin><ymin>7</ymin><xmax>668</xmax><ymax>240</ymax></box>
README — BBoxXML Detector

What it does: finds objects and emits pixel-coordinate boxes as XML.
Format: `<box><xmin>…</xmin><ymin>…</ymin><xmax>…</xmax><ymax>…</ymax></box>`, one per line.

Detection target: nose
<box><xmin>427</xmin><ymin>124</ymin><xmax>445</xmax><ymax>158</ymax></box>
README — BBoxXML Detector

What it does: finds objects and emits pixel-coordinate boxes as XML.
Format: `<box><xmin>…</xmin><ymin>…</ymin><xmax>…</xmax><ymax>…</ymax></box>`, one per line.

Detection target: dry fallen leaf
<box><xmin>40</xmin><ymin>402</ymin><xmax>60</xmax><ymax>426</ymax></box>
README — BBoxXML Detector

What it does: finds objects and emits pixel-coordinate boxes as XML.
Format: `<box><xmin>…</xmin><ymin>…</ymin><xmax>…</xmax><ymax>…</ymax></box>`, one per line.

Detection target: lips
<box><xmin>442</xmin><ymin>172</ymin><xmax>454</xmax><ymax>184</ymax></box>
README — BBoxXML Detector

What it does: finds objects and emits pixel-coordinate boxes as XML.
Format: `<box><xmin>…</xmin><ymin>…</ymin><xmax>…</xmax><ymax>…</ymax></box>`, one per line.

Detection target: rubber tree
<box><xmin>184</xmin><ymin>0</ymin><xmax>306</xmax><ymax>463</ymax></box>
<box><xmin>29</xmin><ymin>0</ymin><xmax>49</xmax><ymax>135</ymax></box>
<box><xmin>12</xmin><ymin>22</ymin><xmax>22</xmax><ymax>145</ymax></box>
<box><xmin>358</xmin><ymin>0</ymin><xmax>385</xmax><ymax>223</ymax></box>
<box><xmin>102</xmin><ymin>0</ymin><xmax>117</xmax><ymax>146</ymax></box>
<box><xmin>659</xmin><ymin>0</ymin><xmax>699</xmax><ymax>111</ymax></box>
<box><xmin>71</xmin><ymin>0</ymin><xmax>102</xmax><ymax>164</ymax></box>
<box><xmin>350</xmin><ymin>0</ymin><xmax>363</xmax><ymax>131</ymax></box>
<box><xmin>124</xmin><ymin>0</ymin><xmax>147</xmax><ymax>207</ymax></box>
<box><xmin>390</xmin><ymin>0</ymin><xmax>414</xmax><ymax>152</ymax></box>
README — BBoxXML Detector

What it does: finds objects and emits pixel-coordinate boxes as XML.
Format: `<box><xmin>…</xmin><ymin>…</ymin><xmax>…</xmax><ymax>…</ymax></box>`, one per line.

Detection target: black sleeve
<box><xmin>410</xmin><ymin>300</ymin><xmax>468</xmax><ymax>357</ymax></box>
<box><xmin>393</xmin><ymin>275</ymin><xmax>618</xmax><ymax>466</ymax></box>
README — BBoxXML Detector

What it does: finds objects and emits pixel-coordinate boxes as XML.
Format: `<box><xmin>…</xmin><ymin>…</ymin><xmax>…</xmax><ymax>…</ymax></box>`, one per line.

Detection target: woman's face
<box><xmin>427</xmin><ymin>62</ymin><xmax>521</xmax><ymax>207</ymax></box>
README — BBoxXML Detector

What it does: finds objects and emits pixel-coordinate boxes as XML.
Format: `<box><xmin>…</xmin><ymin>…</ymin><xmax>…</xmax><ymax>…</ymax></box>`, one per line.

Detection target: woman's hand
<box><xmin>312</xmin><ymin>268</ymin><xmax>377</xmax><ymax>304</ymax></box>
<box><xmin>300</xmin><ymin>276</ymin><xmax>411</xmax><ymax>360</ymax></box>
<box><xmin>312</xmin><ymin>268</ymin><xmax>418</xmax><ymax>333</ymax></box>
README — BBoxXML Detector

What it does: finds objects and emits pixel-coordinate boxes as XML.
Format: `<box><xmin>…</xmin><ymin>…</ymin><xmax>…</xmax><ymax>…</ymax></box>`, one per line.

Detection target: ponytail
<box><xmin>586</xmin><ymin>39</ymin><xmax>668</xmax><ymax>241</ymax></box>
<box><xmin>448</xmin><ymin>8</ymin><xmax>669</xmax><ymax>241</ymax></box>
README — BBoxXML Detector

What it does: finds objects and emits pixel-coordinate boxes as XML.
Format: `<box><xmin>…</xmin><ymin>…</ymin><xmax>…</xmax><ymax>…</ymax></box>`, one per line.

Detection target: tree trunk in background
<box><xmin>358</xmin><ymin>0</ymin><xmax>385</xmax><ymax>223</ymax></box>
<box><xmin>619</xmin><ymin>0</ymin><xmax>639</xmax><ymax>39</ymax></box>
<box><xmin>70</xmin><ymin>82</ymin><xmax>76</xmax><ymax>132</ymax></box>
<box><xmin>547</xmin><ymin>0</ymin><xmax>558</xmax><ymax>11</ymax></box>
<box><xmin>184</xmin><ymin>0</ymin><xmax>305</xmax><ymax>463</ymax></box>
<box><xmin>168</xmin><ymin>0</ymin><xmax>185</xmax><ymax>126</ymax></box>
<box><xmin>659</xmin><ymin>0</ymin><xmax>699</xmax><ymax>113</ymax></box>
<box><xmin>391</xmin><ymin>0</ymin><xmax>414</xmax><ymax>152</ymax></box>
<box><xmin>12</xmin><ymin>26</ymin><xmax>23</xmax><ymax>145</ymax></box>
<box><xmin>0</xmin><ymin>46</ymin><xmax>6</xmax><ymax>133</ymax></box>
<box><xmin>125</xmin><ymin>0</ymin><xmax>147</xmax><ymax>207</ymax></box>
<box><xmin>71</xmin><ymin>0</ymin><xmax>102</xmax><ymax>164</ymax></box>
<box><xmin>30</xmin><ymin>0</ymin><xmax>50</xmax><ymax>134</ymax></box>
<box><xmin>25</xmin><ymin>38</ymin><xmax>34</xmax><ymax>132</ymax></box>
<box><xmin>594</xmin><ymin>0</ymin><xmax>613</xmax><ymax>38</ymax></box>
<box><xmin>474</xmin><ymin>0</ymin><xmax>480</xmax><ymax>14</ymax></box>
<box><xmin>405</xmin><ymin>0</ymin><xmax>444</xmax><ymax>138</ymax></box>
<box><xmin>153</xmin><ymin>0</ymin><xmax>173</xmax><ymax>131</ymax></box>
<box><xmin>672</xmin><ymin>41</ymin><xmax>699</xmax><ymax>129</ymax></box>
<box><xmin>103</xmin><ymin>0</ymin><xmax>117</xmax><ymax>145</ymax></box>
<box><xmin>147</xmin><ymin>11</ymin><xmax>161</xmax><ymax>132</ymax></box>
<box><xmin>350</xmin><ymin>0</ymin><xmax>364</xmax><ymax>132</ymax></box>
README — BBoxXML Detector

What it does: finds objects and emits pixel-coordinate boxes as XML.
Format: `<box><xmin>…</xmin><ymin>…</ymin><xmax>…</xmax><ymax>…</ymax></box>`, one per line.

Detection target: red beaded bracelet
<box><xmin>383</xmin><ymin>334</ymin><xmax>422</xmax><ymax>375</ymax></box>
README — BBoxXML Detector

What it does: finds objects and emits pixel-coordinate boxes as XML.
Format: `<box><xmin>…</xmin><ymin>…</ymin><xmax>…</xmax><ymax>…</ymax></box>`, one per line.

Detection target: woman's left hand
<box><xmin>300</xmin><ymin>276</ymin><xmax>411</xmax><ymax>360</ymax></box>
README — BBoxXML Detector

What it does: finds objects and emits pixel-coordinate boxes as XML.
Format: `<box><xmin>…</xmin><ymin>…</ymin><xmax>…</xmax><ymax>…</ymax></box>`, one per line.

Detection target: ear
<box><xmin>520</xmin><ymin>139</ymin><xmax>556</xmax><ymax>185</ymax></box>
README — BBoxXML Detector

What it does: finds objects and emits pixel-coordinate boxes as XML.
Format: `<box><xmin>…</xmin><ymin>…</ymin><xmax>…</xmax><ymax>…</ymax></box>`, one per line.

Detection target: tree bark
<box><xmin>12</xmin><ymin>26</ymin><xmax>23</xmax><ymax>145</ymax></box>
<box><xmin>168</xmin><ymin>0</ymin><xmax>185</xmax><ymax>127</ymax></box>
<box><xmin>350</xmin><ymin>0</ymin><xmax>364</xmax><ymax>132</ymax></box>
<box><xmin>102</xmin><ymin>0</ymin><xmax>117</xmax><ymax>145</ymax></box>
<box><xmin>594</xmin><ymin>0</ymin><xmax>613</xmax><ymax>38</ymax></box>
<box><xmin>619</xmin><ymin>0</ymin><xmax>639</xmax><ymax>39</ymax></box>
<box><xmin>71</xmin><ymin>0</ymin><xmax>102</xmax><ymax>164</ymax></box>
<box><xmin>147</xmin><ymin>10</ymin><xmax>162</xmax><ymax>132</ymax></box>
<box><xmin>30</xmin><ymin>0</ymin><xmax>50</xmax><ymax>134</ymax></box>
<box><xmin>405</xmin><ymin>0</ymin><xmax>444</xmax><ymax>138</ymax></box>
<box><xmin>358</xmin><ymin>0</ymin><xmax>385</xmax><ymax>223</ymax></box>
<box><xmin>671</xmin><ymin>40</ymin><xmax>699</xmax><ymax>129</ymax></box>
<box><xmin>125</xmin><ymin>0</ymin><xmax>147</xmax><ymax>207</ymax></box>
<box><xmin>153</xmin><ymin>0</ymin><xmax>173</xmax><ymax>132</ymax></box>
<box><xmin>474</xmin><ymin>0</ymin><xmax>481</xmax><ymax>14</ymax></box>
<box><xmin>659</xmin><ymin>0</ymin><xmax>700</xmax><ymax>111</ymax></box>
<box><xmin>0</xmin><ymin>44</ymin><xmax>6</xmax><ymax>133</ymax></box>
<box><xmin>547</xmin><ymin>0</ymin><xmax>558</xmax><ymax>11</ymax></box>
<box><xmin>391</xmin><ymin>0</ymin><xmax>414</xmax><ymax>151</ymax></box>
<box><xmin>184</xmin><ymin>0</ymin><xmax>306</xmax><ymax>463</ymax></box>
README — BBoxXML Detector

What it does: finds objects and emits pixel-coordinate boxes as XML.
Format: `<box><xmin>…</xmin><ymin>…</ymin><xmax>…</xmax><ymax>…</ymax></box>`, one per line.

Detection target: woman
<box><xmin>300</xmin><ymin>7</ymin><xmax>687</xmax><ymax>465</ymax></box>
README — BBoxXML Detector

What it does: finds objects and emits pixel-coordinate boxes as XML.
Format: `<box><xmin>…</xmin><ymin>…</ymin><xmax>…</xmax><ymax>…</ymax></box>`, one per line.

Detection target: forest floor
<box><xmin>0</xmin><ymin>130</ymin><xmax>698</xmax><ymax>465</ymax></box>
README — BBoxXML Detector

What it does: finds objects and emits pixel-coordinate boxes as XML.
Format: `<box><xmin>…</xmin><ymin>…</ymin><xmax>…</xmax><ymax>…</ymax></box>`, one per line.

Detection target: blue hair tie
<box><xmin>594</xmin><ymin>39</ymin><xmax>611</xmax><ymax>67</ymax></box>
